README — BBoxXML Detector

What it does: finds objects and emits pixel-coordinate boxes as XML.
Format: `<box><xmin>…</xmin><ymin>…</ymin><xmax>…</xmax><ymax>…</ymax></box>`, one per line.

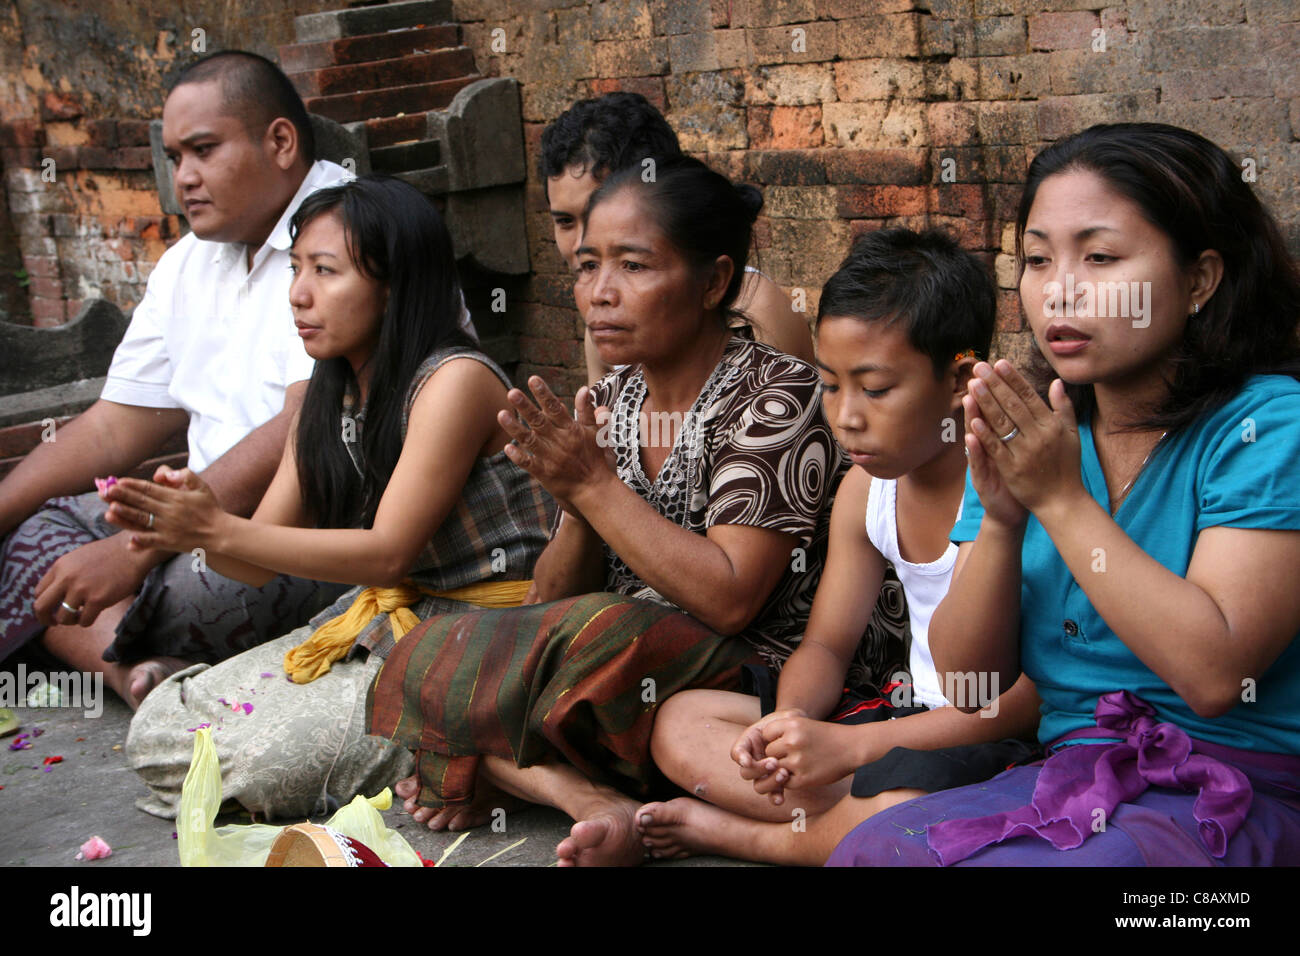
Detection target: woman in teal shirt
<box><xmin>829</xmin><ymin>123</ymin><xmax>1300</xmax><ymax>866</ymax></box>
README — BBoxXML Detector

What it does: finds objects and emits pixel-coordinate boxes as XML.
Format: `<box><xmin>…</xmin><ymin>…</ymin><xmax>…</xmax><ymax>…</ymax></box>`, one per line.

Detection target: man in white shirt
<box><xmin>0</xmin><ymin>52</ymin><xmax>376</xmax><ymax>706</ymax></box>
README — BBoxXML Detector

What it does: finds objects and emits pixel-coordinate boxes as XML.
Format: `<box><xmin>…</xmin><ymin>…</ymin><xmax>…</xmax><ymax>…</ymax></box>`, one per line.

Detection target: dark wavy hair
<box><xmin>817</xmin><ymin>227</ymin><xmax>996</xmax><ymax>377</ymax></box>
<box><xmin>291</xmin><ymin>175</ymin><xmax>473</xmax><ymax>529</ymax></box>
<box><xmin>582</xmin><ymin>156</ymin><xmax>763</xmax><ymax>322</ymax></box>
<box><xmin>1016</xmin><ymin>122</ymin><xmax>1300</xmax><ymax>434</ymax></box>
<box><xmin>539</xmin><ymin>92</ymin><xmax>682</xmax><ymax>189</ymax></box>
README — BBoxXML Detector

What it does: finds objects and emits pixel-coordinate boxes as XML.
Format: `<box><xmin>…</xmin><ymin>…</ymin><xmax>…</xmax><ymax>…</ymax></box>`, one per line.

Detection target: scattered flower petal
<box><xmin>43</xmin><ymin>756</ymin><xmax>63</xmax><ymax>766</ymax></box>
<box><xmin>260</xmin><ymin>672</ymin><xmax>274</xmax><ymax>679</ymax></box>
<box><xmin>75</xmin><ymin>835</ymin><xmax>112</xmax><ymax>861</ymax></box>
<box><xmin>241</xmin><ymin>703</ymin><xmax>253</xmax><ymax>715</ymax></box>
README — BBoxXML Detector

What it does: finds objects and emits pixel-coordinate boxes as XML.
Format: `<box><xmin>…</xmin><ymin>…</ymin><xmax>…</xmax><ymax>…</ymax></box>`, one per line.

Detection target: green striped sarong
<box><xmin>366</xmin><ymin>592</ymin><xmax>758</xmax><ymax>808</ymax></box>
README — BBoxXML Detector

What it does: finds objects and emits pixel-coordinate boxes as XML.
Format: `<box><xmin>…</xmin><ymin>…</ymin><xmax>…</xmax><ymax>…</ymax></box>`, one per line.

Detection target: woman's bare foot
<box><xmin>555</xmin><ymin>796</ymin><xmax>645</xmax><ymax>867</ymax></box>
<box><xmin>395</xmin><ymin>774</ymin><xmax>528</xmax><ymax>831</ymax></box>
<box><xmin>637</xmin><ymin>797</ymin><xmax>750</xmax><ymax>860</ymax></box>
<box><xmin>125</xmin><ymin>657</ymin><xmax>191</xmax><ymax>709</ymax></box>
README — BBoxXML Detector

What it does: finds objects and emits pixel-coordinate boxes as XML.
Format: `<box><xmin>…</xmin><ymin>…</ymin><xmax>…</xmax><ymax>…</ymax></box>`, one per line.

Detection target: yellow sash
<box><xmin>283</xmin><ymin>579</ymin><xmax>534</xmax><ymax>684</ymax></box>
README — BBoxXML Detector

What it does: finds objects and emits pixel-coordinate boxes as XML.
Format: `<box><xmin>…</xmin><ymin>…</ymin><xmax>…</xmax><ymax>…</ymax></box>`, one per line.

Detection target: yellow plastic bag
<box><xmin>176</xmin><ymin>727</ymin><xmax>422</xmax><ymax>866</ymax></box>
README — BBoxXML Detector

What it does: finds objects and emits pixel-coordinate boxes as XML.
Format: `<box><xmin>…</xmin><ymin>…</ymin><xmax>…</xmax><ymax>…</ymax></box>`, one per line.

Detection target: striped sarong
<box><xmin>367</xmin><ymin>592</ymin><xmax>759</xmax><ymax>809</ymax></box>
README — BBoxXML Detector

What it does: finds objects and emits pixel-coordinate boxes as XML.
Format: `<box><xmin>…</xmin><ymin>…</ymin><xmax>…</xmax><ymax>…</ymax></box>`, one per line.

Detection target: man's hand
<box><xmin>32</xmin><ymin>534</ymin><xmax>162</xmax><ymax>628</ymax></box>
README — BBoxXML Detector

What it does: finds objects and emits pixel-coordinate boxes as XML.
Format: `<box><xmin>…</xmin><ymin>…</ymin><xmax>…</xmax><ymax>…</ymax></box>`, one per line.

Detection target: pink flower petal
<box><xmin>241</xmin><ymin>703</ymin><xmax>254</xmax><ymax>715</ymax></box>
<box><xmin>76</xmin><ymin>835</ymin><xmax>112</xmax><ymax>860</ymax></box>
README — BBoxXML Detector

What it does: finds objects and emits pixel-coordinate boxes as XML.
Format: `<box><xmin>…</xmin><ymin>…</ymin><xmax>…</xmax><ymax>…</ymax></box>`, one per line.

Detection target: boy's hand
<box><xmin>732</xmin><ymin>709</ymin><xmax>806</xmax><ymax>797</ymax></box>
<box><xmin>762</xmin><ymin>716</ymin><xmax>861</xmax><ymax>795</ymax></box>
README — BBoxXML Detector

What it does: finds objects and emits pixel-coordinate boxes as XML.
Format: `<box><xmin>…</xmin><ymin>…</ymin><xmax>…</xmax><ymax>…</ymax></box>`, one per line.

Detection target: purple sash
<box><xmin>926</xmin><ymin>690</ymin><xmax>1260</xmax><ymax>865</ymax></box>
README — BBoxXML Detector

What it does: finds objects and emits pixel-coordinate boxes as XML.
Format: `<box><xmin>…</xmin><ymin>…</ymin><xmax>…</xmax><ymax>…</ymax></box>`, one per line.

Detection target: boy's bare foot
<box><xmin>637</xmin><ymin>797</ymin><xmax>743</xmax><ymax>860</ymax></box>
<box><xmin>395</xmin><ymin>774</ymin><xmax>527</xmax><ymax>831</ymax></box>
<box><xmin>556</xmin><ymin>798</ymin><xmax>644</xmax><ymax>867</ymax></box>
<box><xmin>126</xmin><ymin>657</ymin><xmax>190</xmax><ymax>709</ymax></box>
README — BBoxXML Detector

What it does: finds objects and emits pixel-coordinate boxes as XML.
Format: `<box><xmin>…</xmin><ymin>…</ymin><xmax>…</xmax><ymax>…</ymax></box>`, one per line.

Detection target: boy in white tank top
<box><xmin>638</xmin><ymin>229</ymin><xmax>1042</xmax><ymax>866</ymax></box>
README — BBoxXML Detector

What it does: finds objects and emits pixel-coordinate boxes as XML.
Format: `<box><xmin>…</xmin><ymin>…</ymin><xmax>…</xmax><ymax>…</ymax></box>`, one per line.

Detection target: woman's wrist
<box><xmin>1032</xmin><ymin>483</ymin><xmax>1094</xmax><ymax>533</ymax></box>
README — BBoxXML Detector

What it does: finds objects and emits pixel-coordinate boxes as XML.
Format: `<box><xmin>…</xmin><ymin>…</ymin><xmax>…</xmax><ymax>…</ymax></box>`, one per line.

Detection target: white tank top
<box><xmin>864</xmin><ymin>476</ymin><xmax>959</xmax><ymax>709</ymax></box>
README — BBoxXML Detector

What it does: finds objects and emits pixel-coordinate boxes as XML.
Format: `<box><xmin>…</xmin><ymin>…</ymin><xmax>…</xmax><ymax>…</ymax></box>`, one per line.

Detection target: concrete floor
<box><xmin>0</xmin><ymin>655</ymin><xmax>752</xmax><ymax>868</ymax></box>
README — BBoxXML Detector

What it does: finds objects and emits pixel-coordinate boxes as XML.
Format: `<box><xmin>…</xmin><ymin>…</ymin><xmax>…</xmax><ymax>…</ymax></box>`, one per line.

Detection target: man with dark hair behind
<box><xmin>540</xmin><ymin>92</ymin><xmax>815</xmax><ymax>380</ymax></box>
<box><xmin>0</xmin><ymin>51</ymin><xmax>375</xmax><ymax>707</ymax></box>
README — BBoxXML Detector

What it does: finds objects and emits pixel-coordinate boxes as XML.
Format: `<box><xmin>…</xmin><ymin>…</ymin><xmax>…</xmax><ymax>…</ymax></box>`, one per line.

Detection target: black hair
<box><xmin>1016</xmin><ymin>122</ymin><xmax>1300</xmax><ymax>434</ymax></box>
<box><xmin>291</xmin><ymin>175</ymin><xmax>474</xmax><ymax>529</ymax></box>
<box><xmin>816</xmin><ymin>227</ymin><xmax>996</xmax><ymax>377</ymax></box>
<box><xmin>171</xmin><ymin>50</ymin><xmax>316</xmax><ymax>164</ymax></box>
<box><xmin>539</xmin><ymin>92</ymin><xmax>681</xmax><ymax>188</ymax></box>
<box><xmin>582</xmin><ymin>156</ymin><xmax>763</xmax><ymax>320</ymax></box>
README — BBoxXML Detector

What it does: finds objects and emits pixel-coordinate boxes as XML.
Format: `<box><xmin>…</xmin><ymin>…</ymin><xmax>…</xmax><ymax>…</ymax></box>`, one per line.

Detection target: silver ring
<box><xmin>148</xmin><ymin>512</ymin><xmax>155</xmax><ymax>529</ymax></box>
<box><xmin>60</xmin><ymin>600</ymin><xmax>82</xmax><ymax>614</ymax></box>
<box><xmin>999</xmin><ymin>427</ymin><xmax>1020</xmax><ymax>442</ymax></box>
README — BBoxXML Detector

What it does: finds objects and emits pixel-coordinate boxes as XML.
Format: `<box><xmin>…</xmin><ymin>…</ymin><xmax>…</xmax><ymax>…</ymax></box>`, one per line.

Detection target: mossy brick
<box><xmin>747</xmin><ymin>21</ymin><xmax>838</xmax><ymax>65</ymax></box>
<box><xmin>834</xmin><ymin>59</ymin><xmax>925</xmax><ymax>101</ymax></box>
<box><xmin>763</xmin><ymin>185</ymin><xmax>837</xmax><ymax>219</ymax></box>
<box><xmin>589</xmin><ymin>76</ymin><xmax>668</xmax><ymax>110</ymax></box>
<box><xmin>289</xmin><ymin>49</ymin><xmax>477</xmax><ymax>98</ymax></box>
<box><xmin>294</xmin><ymin>0</ymin><xmax>453</xmax><ymax>43</ymax></box>
<box><xmin>589</xmin><ymin>0</ymin><xmax>654</xmax><ymax>40</ymax></box>
<box><xmin>823</xmin><ymin>148</ymin><xmax>928</xmax><ymax>185</ymax></box>
<box><xmin>836</xmin><ymin>15</ymin><xmax>923</xmax><ymax>58</ymax></box>
<box><xmin>835</xmin><ymin>184</ymin><xmax>927</xmax><ymax>218</ymax></box>
<box><xmin>651</xmin><ymin>0</ymin><xmax>713</xmax><ymax>34</ymax></box>
<box><xmin>669</xmin><ymin>30</ymin><xmax>748</xmax><ymax>72</ymax></box>
<box><xmin>279</xmin><ymin>26</ymin><xmax>461</xmax><ymax>72</ymax></box>
<box><xmin>1028</xmin><ymin>11</ymin><xmax>1100</xmax><ymax>50</ymax></box>
<box><xmin>731</xmin><ymin>0</ymin><xmax>818</xmax><ymax>27</ymax></box>
<box><xmin>748</xmin><ymin>105</ymin><xmax>824</xmax><ymax>149</ymax></box>
<box><xmin>744</xmin><ymin>149</ymin><xmax>828</xmax><ymax>184</ymax></box>
<box><xmin>665</xmin><ymin>71</ymin><xmax>746</xmax><ymax>151</ymax></box>
<box><xmin>594</xmin><ymin>37</ymin><xmax>669</xmax><ymax>76</ymax></box>
<box><xmin>952</xmin><ymin>15</ymin><xmax>1027</xmax><ymax>57</ymax></box>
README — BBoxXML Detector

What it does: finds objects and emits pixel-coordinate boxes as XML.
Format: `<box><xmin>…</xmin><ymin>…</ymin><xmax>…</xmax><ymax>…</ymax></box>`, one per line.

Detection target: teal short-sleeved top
<box><xmin>952</xmin><ymin>374</ymin><xmax>1300</xmax><ymax>753</ymax></box>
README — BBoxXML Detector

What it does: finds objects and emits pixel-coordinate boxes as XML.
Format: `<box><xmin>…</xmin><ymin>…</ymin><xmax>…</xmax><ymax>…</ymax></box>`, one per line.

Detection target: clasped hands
<box><xmin>730</xmin><ymin>709</ymin><xmax>862</xmax><ymax>805</ymax></box>
<box><xmin>963</xmin><ymin>360</ymin><xmax>1084</xmax><ymax>526</ymax></box>
<box><xmin>100</xmin><ymin>465</ymin><xmax>224</xmax><ymax>554</ymax></box>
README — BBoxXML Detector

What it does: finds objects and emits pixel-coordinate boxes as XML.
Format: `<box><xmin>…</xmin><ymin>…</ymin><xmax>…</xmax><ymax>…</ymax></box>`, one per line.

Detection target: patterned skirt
<box><xmin>367</xmin><ymin>592</ymin><xmax>759</xmax><ymax>809</ymax></box>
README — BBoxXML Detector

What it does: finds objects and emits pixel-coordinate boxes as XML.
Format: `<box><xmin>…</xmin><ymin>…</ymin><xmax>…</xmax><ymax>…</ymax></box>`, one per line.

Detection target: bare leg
<box><xmin>637</xmin><ymin>788</ymin><xmax>926</xmax><ymax>865</ymax></box>
<box><xmin>470</xmin><ymin>756</ymin><xmax>644</xmax><ymax>866</ymax></box>
<box><xmin>40</xmin><ymin>597</ymin><xmax>190</xmax><ymax>709</ymax></box>
<box><xmin>651</xmin><ymin>689</ymin><xmax>850</xmax><ymax>823</ymax></box>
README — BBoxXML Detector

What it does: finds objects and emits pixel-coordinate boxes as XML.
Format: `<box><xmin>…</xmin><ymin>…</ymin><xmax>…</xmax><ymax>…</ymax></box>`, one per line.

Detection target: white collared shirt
<box><xmin>102</xmin><ymin>160</ymin><xmax>477</xmax><ymax>471</ymax></box>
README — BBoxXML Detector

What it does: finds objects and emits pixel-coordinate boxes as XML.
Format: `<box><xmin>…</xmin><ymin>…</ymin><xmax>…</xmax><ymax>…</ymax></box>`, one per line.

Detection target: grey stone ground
<box><xmin>0</xmin><ymin>663</ymin><xmax>752</xmax><ymax>868</ymax></box>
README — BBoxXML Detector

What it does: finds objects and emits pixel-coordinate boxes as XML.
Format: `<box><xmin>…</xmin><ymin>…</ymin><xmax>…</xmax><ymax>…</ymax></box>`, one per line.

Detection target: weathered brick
<box><xmin>996</xmin><ymin>290</ymin><xmax>1024</xmax><ymax>332</ymax></box>
<box><xmin>763</xmin><ymin>185</ymin><xmax>837</xmax><ymax>219</ymax></box>
<box><xmin>1047</xmin><ymin>48</ymin><xmax>1148</xmax><ymax>96</ymax></box>
<box><xmin>823</xmin><ymin>101</ymin><xmax>926</xmax><ymax>148</ymax></box>
<box><xmin>929</xmin><ymin>183</ymin><xmax>991</xmax><ymax>220</ymax></box>
<box><xmin>932</xmin><ymin>145</ymin><xmax>1028</xmax><ymax>183</ymax></box>
<box><xmin>526</xmin><ymin>275</ymin><xmax>582</xmax><ymax>310</ymax></box>
<box><xmin>1036</xmin><ymin>90</ymin><xmax>1160</xmax><ymax>139</ymax></box>
<box><xmin>1260</xmin><ymin>23</ymin><xmax>1300</xmax><ymax>98</ymax></box>
<box><xmin>668</xmin><ymin>29</ymin><xmax>748</xmax><ymax>72</ymax></box>
<box><xmin>744</xmin><ymin>63</ymin><xmax>836</xmax><ymax>105</ymax></box>
<box><xmin>697</xmin><ymin>149</ymin><xmax>746</xmax><ymax>180</ymax></box>
<box><xmin>732</xmin><ymin>0</ymin><xmax>818</xmax><ymax>27</ymax></box>
<box><xmin>290</xmin><ymin>49</ymin><xmax>478</xmax><ymax>98</ymax></box>
<box><xmin>279</xmin><ymin>25</ymin><xmax>462</xmax><ymax>71</ymax></box>
<box><xmin>20</xmin><ymin>255</ymin><xmax>59</xmax><ymax>278</ymax></box>
<box><xmin>744</xmin><ymin>148</ymin><xmax>828</xmax><ymax>184</ymax></box>
<box><xmin>1159</xmin><ymin>67</ymin><xmax>1275</xmax><ymax>102</ymax></box>
<box><xmin>1028</xmin><ymin>10</ymin><xmax>1100</xmax><ymax>50</ymax></box>
<box><xmin>594</xmin><ymin>37</ymin><xmax>669</xmax><ymax>76</ymax></box>
<box><xmin>590</xmin><ymin>0</ymin><xmax>654</xmax><ymax>40</ymax></box>
<box><xmin>116</xmin><ymin>120</ymin><xmax>152</xmax><ymax>147</ymax></box>
<box><xmin>305</xmin><ymin>76</ymin><xmax>478</xmax><ymax>124</ymax></box>
<box><xmin>922</xmin><ymin>17</ymin><xmax>956</xmax><ymax>55</ymax></box>
<box><xmin>994</xmin><ymin>252</ymin><xmax>1018</xmax><ymax>288</ymax></box>
<box><xmin>836</xmin><ymin>184</ymin><xmax>927</xmax><ymax>218</ymax></box>
<box><xmin>974</xmin><ymin>54</ymin><xmax>1050</xmax><ymax>99</ymax></box>
<box><xmin>5</xmin><ymin>167</ymin><xmax>44</xmax><ymax>193</ymax></box>
<box><xmin>817</xmin><ymin>0</ymin><xmax>917</xmax><ymax>14</ymax></box>
<box><xmin>823</xmin><ymin>148</ymin><xmax>928</xmax><ymax>185</ymax></box>
<box><xmin>836</xmin><ymin>15</ymin><xmax>923</xmax><ymax>58</ymax></box>
<box><xmin>928</xmin><ymin>214</ymin><xmax>997</xmax><ymax>251</ymax></box>
<box><xmin>665</xmin><ymin>71</ymin><xmax>746</xmax><ymax>151</ymax></box>
<box><xmin>748</xmin><ymin>105</ymin><xmax>824</xmax><ymax>149</ymax></box>
<box><xmin>30</xmin><ymin>297</ymin><xmax>66</xmax><ymax>326</ymax></box>
<box><xmin>0</xmin><ymin>120</ymin><xmax>46</xmax><ymax>148</ymax></box>
<box><xmin>588</xmin><ymin>76</ymin><xmax>668</xmax><ymax>110</ymax></box>
<box><xmin>977</xmin><ymin>101</ymin><xmax>1038</xmax><ymax>144</ymax></box>
<box><xmin>711</xmin><ymin>0</ymin><xmax>731</xmax><ymax>27</ymax></box>
<box><xmin>519</xmin><ymin>304</ymin><xmax>582</xmax><ymax>340</ymax></box>
<box><xmin>3</xmin><ymin>147</ymin><xmax>42</xmax><ymax>167</ymax></box>
<box><xmin>1123</xmin><ymin>0</ymin><xmax>1246</xmax><ymax>32</ymax></box>
<box><xmin>1151</xmin><ymin>97</ymin><xmax>1291</xmax><ymax>145</ymax></box>
<box><xmin>1142</xmin><ymin>26</ymin><xmax>1265</xmax><ymax>71</ymax></box>
<box><xmin>952</xmin><ymin>15</ymin><xmax>1027</xmax><ymax>57</ymax></box>
<box><xmin>83</xmin><ymin>119</ymin><xmax>118</xmax><ymax>148</ymax></box>
<box><xmin>651</xmin><ymin>0</ymin><xmax>713</xmax><ymax>34</ymax></box>
<box><xmin>834</xmin><ymin>59</ymin><xmax>925</xmax><ymax>101</ymax></box>
<box><xmin>926</xmin><ymin>101</ymin><xmax>980</xmax><ymax>146</ymax></box>
<box><xmin>40</xmin><ymin>91</ymin><xmax>83</xmax><ymax>123</ymax></box>
<box><xmin>747</xmin><ymin>21</ymin><xmax>838</xmax><ymax>65</ymax></box>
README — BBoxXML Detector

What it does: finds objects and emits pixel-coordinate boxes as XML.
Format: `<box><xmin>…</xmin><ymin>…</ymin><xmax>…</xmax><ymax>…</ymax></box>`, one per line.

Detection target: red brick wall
<box><xmin>451</xmin><ymin>0</ymin><xmax>1299</xmax><ymax>389</ymax></box>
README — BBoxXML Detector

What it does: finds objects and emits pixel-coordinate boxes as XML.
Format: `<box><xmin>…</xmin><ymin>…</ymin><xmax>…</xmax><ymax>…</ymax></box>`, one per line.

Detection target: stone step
<box><xmin>294</xmin><ymin>0</ymin><xmax>452</xmax><ymax>44</ymax></box>
<box><xmin>369</xmin><ymin>139</ymin><xmax>441</xmax><ymax>173</ymax></box>
<box><xmin>304</xmin><ymin>75</ymin><xmax>479</xmax><ymax>124</ymax></box>
<box><xmin>289</xmin><ymin>48</ymin><xmax>476</xmax><ymax>98</ymax></box>
<box><xmin>394</xmin><ymin>167</ymin><xmax>449</xmax><ymax>195</ymax></box>
<box><xmin>362</xmin><ymin>113</ymin><xmax>429</xmax><ymax>148</ymax></box>
<box><xmin>279</xmin><ymin>24</ymin><xmax>460</xmax><ymax>73</ymax></box>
